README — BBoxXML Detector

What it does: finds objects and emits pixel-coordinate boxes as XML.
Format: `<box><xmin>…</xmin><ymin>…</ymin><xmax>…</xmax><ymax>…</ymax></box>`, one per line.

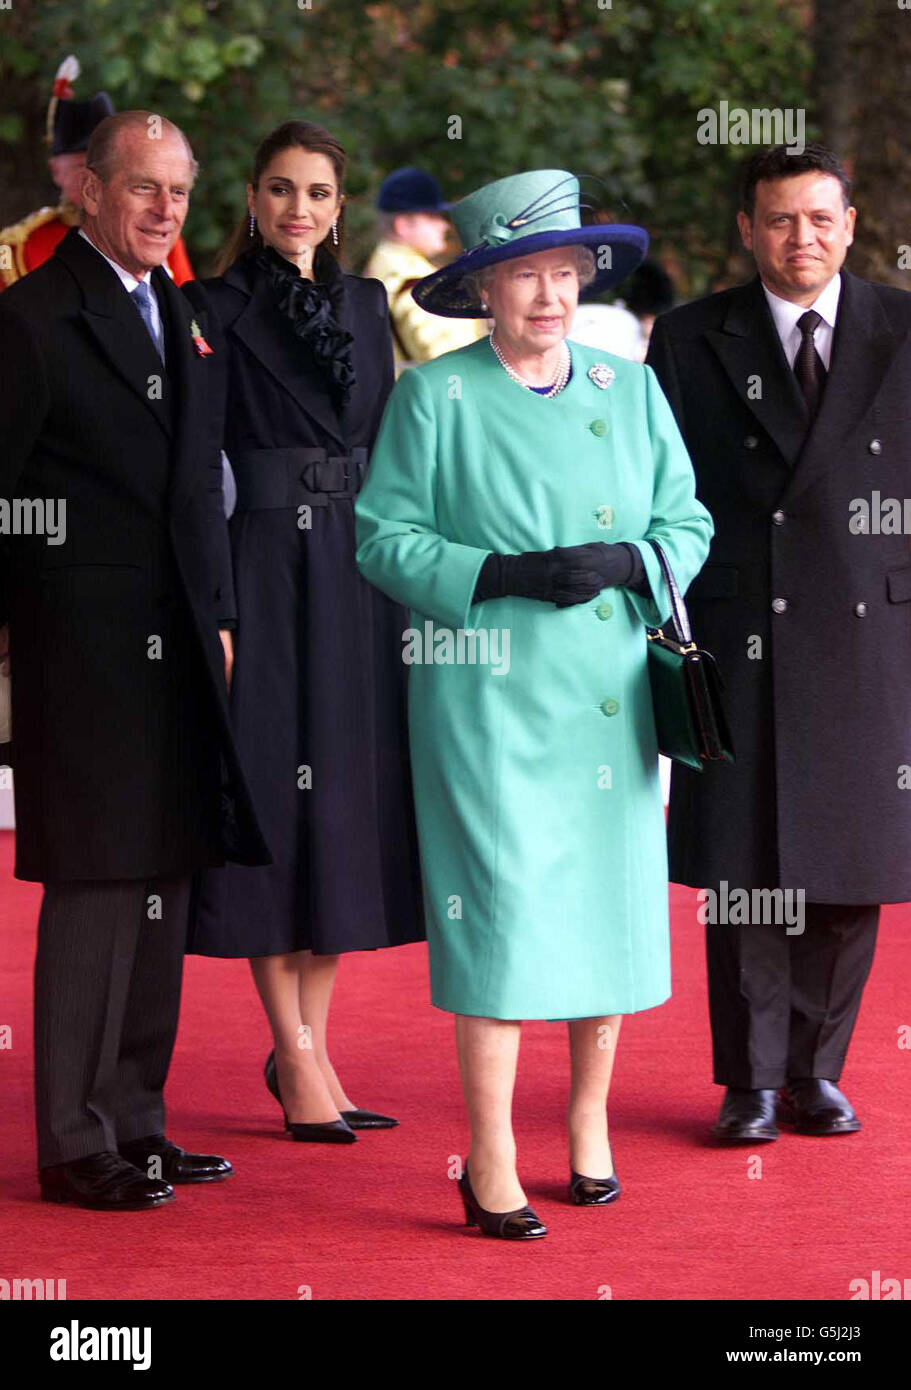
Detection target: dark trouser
<box><xmin>706</xmin><ymin>902</ymin><xmax>880</xmax><ymax>1089</ymax></box>
<box><xmin>34</xmin><ymin>876</ymin><xmax>191</xmax><ymax>1169</ymax></box>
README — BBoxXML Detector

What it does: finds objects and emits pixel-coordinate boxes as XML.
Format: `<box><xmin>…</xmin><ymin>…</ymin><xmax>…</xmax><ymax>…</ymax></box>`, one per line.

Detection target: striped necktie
<box><xmin>131</xmin><ymin>280</ymin><xmax>165</xmax><ymax>363</ymax></box>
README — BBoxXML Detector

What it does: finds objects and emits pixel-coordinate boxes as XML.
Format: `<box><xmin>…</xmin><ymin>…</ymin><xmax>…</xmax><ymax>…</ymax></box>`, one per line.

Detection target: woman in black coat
<box><xmin>185</xmin><ymin>120</ymin><xmax>424</xmax><ymax>1143</ymax></box>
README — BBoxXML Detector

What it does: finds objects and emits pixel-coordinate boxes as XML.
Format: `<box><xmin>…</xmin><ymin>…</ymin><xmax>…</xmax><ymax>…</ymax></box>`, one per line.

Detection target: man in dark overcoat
<box><xmin>647</xmin><ymin>143</ymin><xmax>911</xmax><ymax>1142</ymax></box>
<box><xmin>0</xmin><ymin>111</ymin><xmax>269</xmax><ymax>1208</ymax></box>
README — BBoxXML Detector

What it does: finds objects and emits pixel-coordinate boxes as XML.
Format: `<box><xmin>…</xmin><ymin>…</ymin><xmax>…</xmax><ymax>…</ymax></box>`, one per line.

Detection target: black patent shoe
<box><xmin>119</xmin><ymin>1135</ymin><xmax>233</xmax><ymax>1183</ymax></box>
<box><xmin>288</xmin><ymin>1119</ymin><xmax>357</xmax><ymax>1144</ymax></box>
<box><xmin>569</xmin><ymin>1170</ymin><xmax>621</xmax><ymax>1205</ymax></box>
<box><xmin>40</xmin><ymin>1151</ymin><xmax>175</xmax><ymax>1211</ymax></box>
<box><xmin>712</xmin><ymin>1087</ymin><xmax>779</xmax><ymax>1143</ymax></box>
<box><xmin>265</xmin><ymin>1049</ymin><xmax>371</xmax><ymax>1138</ymax></box>
<box><xmin>265</xmin><ymin>1049</ymin><xmax>357</xmax><ymax>1141</ymax></box>
<box><xmin>458</xmin><ymin>1162</ymin><xmax>547</xmax><ymax>1240</ymax></box>
<box><xmin>341</xmin><ymin>1108</ymin><xmax>399</xmax><ymax>1130</ymax></box>
<box><xmin>264</xmin><ymin>1049</ymin><xmax>282</xmax><ymax>1110</ymax></box>
<box><xmin>778</xmin><ymin>1079</ymin><xmax>861</xmax><ymax>1136</ymax></box>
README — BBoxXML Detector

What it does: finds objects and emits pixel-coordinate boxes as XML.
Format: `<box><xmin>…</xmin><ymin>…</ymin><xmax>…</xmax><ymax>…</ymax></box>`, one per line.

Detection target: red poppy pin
<box><xmin>190</xmin><ymin>319</ymin><xmax>214</xmax><ymax>356</ymax></box>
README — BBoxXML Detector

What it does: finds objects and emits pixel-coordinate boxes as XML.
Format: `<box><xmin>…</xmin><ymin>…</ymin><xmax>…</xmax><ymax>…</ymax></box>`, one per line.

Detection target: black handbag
<box><xmin>645</xmin><ymin>541</ymin><xmax>734</xmax><ymax>771</ymax></box>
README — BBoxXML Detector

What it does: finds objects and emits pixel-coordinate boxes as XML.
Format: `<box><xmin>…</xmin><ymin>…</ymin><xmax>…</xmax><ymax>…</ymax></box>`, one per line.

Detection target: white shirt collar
<box><xmin>761</xmin><ymin>274</ymin><xmax>841</xmax><ymax>371</ymax></box>
<box><xmin>78</xmin><ymin>228</ymin><xmax>152</xmax><ymax>295</ymax></box>
<box><xmin>762</xmin><ymin>273</ymin><xmax>841</xmax><ymax>333</ymax></box>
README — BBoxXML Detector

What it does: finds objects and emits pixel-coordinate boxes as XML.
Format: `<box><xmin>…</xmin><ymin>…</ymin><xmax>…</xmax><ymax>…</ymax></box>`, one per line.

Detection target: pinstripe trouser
<box><xmin>33</xmin><ymin>876</ymin><xmax>191</xmax><ymax>1169</ymax></box>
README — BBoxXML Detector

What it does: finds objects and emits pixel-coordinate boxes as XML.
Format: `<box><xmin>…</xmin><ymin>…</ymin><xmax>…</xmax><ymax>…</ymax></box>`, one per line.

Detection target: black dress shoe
<box><xmin>40</xmin><ymin>1152</ymin><xmax>175</xmax><ymax>1211</ymax></box>
<box><xmin>340</xmin><ymin>1108</ymin><xmax>398</xmax><ymax>1130</ymax></box>
<box><xmin>778</xmin><ymin>1079</ymin><xmax>861</xmax><ymax>1136</ymax></box>
<box><xmin>458</xmin><ymin>1161</ymin><xmax>547</xmax><ymax>1240</ymax></box>
<box><xmin>265</xmin><ymin>1049</ymin><xmax>388</xmax><ymax>1131</ymax></box>
<box><xmin>712</xmin><ymin>1087</ymin><xmax>779</xmax><ymax>1143</ymax></box>
<box><xmin>264</xmin><ymin>1050</ymin><xmax>358</xmax><ymax>1141</ymax></box>
<box><xmin>569</xmin><ymin>1170</ymin><xmax>621</xmax><ymax>1205</ymax></box>
<box><xmin>119</xmin><ymin>1135</ymin><xmax>233</xmax><ymax>1183</ymax></box>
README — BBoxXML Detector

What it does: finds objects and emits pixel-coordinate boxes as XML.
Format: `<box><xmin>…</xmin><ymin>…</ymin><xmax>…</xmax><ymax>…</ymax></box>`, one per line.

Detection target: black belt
<box><xmin>231</xmin><ymin>447</ymin><xmax>368</xmax><ymax>511</ymax></box>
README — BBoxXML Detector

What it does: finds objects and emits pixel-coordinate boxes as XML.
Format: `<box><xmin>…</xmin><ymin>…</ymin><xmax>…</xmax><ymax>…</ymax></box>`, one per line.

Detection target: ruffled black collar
<box><xmin>255</xmin><ymin>244</ymin><xmax>356</xmax><ymax>410</ymax></box>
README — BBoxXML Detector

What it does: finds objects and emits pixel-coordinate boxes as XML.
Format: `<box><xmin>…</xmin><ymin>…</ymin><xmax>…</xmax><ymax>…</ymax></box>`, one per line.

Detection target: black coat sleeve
<box><xmin>0</xmin><ymin>301</ymin><xmax>51</xmax><ymax>628</ymax></box>
<box><xmin>645</xmin><ymin>313</ymin><xmax>686</xmax><ymax>433</ymax></box>
<box><xmin>181</xmin><ymin>279</ymin><xmax>237</xmax><ymax>627</ymax></box>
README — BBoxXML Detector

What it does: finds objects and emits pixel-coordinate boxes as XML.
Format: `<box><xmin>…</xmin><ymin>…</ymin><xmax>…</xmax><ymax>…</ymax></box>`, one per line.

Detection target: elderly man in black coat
<box><xmin>647</xmin><ymin>143</ymin><xmax>911</xmax><ymax>1143</ymax></box>
<box><xmin>0</xmin><ymin>111</ymin><xmax>269</xmax><ymax>1208</ymax></box>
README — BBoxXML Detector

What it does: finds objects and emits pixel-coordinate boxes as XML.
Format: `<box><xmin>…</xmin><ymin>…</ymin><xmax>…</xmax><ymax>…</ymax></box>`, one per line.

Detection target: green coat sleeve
<box><xmin>355</xmin><ymin>366</ymin><xmax>491</xmax><ymax>630</ymax></box>
<box><xmin>624</xmin><ymin>364</ymin><xmax>714</xmax><ymax>627</ymax></box>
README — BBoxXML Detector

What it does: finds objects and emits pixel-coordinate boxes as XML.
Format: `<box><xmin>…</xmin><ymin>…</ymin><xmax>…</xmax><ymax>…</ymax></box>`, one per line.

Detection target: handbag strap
<box><xmin>648</xmin><ymin>540</ymin><xmax>693</xmax><ymax>645</ymax></box>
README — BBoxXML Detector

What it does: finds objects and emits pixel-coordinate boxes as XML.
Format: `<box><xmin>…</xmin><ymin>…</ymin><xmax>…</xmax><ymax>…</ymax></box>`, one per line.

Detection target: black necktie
<box><xmin>794</xmin><ymin>309</ymin><xmax>826</xmax><ymax>419</ymax></box>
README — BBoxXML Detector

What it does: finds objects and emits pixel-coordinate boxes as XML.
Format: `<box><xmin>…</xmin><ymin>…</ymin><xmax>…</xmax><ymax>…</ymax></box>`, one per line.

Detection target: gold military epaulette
<box><xmin>0</xmin><ymin>203</ymin><xmax>76</xmax><ymax>288</ymax></box>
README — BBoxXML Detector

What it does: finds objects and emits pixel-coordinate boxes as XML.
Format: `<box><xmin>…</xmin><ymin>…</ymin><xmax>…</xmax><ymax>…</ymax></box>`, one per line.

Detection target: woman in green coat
<box><xmin>355</xmin><ymin>171</ymin><xmax>713</xmax><ymax>1240</ymax></box>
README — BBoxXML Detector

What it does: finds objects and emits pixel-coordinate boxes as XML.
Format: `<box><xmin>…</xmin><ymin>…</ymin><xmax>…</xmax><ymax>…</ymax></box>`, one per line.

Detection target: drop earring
<box><xmin>331</xmin><ymin>220</ymin><xmax>339</xmax><ymax>246</ymax></box>
<box><xmin>249</xmin><ymin>213</ymin><xmax>256</xmax><ymax>238</ymax></box>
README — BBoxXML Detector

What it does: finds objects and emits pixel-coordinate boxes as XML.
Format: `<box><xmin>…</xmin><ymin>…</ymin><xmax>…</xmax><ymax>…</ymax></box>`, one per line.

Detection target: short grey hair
<box><xmin>464</xmin><ymin>244</ymin><xmax>596</xmax><ymax>306</ymax></box>
<box><xmin>86</xmin><ymin>111</ymin><xmax>199</xmax><ymax>185</ymax></box>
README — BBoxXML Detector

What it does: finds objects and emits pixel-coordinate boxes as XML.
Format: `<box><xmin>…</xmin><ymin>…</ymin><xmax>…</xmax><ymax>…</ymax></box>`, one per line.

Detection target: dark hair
<box><xmin>214</xmin><ymin>119</ymin><xmax>346</xmax><ymax>276</ymax></box>
<box><xmin>740</xmin><ymin>143</ymin><xmax>851</xmax><ymax>219</ymax></box>
<box><xmin>624</xmin><ymin>259</ymin><xmax>675</xmax><ymax>318</ymax></box>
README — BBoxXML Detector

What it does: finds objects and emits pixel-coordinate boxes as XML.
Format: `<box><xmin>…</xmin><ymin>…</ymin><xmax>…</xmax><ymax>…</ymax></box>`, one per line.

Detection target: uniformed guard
<box><xmin>363</xmin><ymin>166</ymin><xmax>484</xmax><ymax>373</ymax></box>
<box><xmin>0</xmin><ymin>56</ymin><xmax>193</xmax><ymax>290</ymax></box>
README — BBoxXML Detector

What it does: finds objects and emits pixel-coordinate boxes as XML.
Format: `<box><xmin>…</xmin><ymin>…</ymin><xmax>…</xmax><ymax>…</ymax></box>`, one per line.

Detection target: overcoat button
<box><xmin>590</xmin><ymin>419</ymin><xmax>609</xmax><ymax>437</ymax></box>
<box><xmin>772</xmin><ymin>510</ymin><xmax>786</xmax><ymax>526</ymax></box>
<box><xmin>600</xmin><ymin>698</ymin><xmax>620</xmax><ymax>716</ymax></box>
<box><xmin>854</xmin><ymin>601</ymin><xmax>868</xmax><ymax>617</ymax></box>
<box><xmin>595</xmin><ymin>602</ymin><xmax>613</xmax><ymax>621</ymax></box>
<box><xmin>744</xmin><ymin>435</ymin><xmax>759</xmax><ymax>449</ymax></box>
<box><xmin>771</xmin><ymin>597</ymin><xmax>788</xmax><ymax>614</ymax></box>
<box><xmin>868</xmin><ymin>439</ymin><xmax>883</xmax><ymax>455</ymax></box>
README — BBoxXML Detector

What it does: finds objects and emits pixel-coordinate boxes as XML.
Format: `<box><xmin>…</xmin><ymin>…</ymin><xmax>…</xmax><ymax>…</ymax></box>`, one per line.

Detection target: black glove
<box><xmin>474</xmin><ymin>542</ymin><xmax>644</xmax><ymax>608</ymax></box>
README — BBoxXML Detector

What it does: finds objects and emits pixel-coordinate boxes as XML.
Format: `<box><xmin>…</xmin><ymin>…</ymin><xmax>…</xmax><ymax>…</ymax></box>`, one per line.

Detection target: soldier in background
<box><xmin>363</xmin><ymin>166</ymin><xmax>483</xmax><ymax>373</ymax></box>
<box><xmin>0</xmin><ymin>56</ymin><xmax>193</xmax><ymax>291</ymax></box>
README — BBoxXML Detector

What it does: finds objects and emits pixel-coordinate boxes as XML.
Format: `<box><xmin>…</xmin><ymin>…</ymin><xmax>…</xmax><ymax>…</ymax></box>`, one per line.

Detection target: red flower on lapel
<box><xmin>190</xmin><ymin>318</ymin><xmax>214</xmax><ymax>357</ymax></box>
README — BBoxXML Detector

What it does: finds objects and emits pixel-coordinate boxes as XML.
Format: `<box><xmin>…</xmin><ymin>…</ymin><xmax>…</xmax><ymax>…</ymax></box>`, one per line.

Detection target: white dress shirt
<box><xmin>78</xmin><ymin>229</ymin><xmax>164</xmax><ymax>348</ymax></box>
<box><xmin>762</xmin><ymin>274</ymin><xmax>841</xmax><ymax>372</ymax></box>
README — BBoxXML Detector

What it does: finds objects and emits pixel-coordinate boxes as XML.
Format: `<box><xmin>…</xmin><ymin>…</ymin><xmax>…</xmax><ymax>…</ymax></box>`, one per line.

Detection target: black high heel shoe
<box><xmin>458</xmin><ymin>1161</ymin><xmax>547</xmax><ymax>1240</ymax></box>
<box><xmin>569</xmin><ymin>1170</ymin><xmax>621</xmax><ymax>1205</ymax></box>
<box><xmin>262</xmin><ymin>1051</ymin><xmax>357</xmax><ymax>1144</ymax></box>
<box><xmin>265</xmin><ymin>1050</ymin><xmax>397</xmax><ymax>1130</ymax></box>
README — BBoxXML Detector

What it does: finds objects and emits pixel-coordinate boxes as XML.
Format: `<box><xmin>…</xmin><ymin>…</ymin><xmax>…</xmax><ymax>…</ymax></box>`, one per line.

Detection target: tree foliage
<box><xmin>1</xmin><ymin>0</ymin><xmax>811</xmax><ymax>291</ymax></box>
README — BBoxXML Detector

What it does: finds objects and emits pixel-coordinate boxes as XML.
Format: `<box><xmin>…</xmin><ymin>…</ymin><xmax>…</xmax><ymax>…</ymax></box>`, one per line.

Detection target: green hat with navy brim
<box><xmin>412</xmin><ymin>169</ymin><xmax>649</xmax><ymax>319</ymax></box>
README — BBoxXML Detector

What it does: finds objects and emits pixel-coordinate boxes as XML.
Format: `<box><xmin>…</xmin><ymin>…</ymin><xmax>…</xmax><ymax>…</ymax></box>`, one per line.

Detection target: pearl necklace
<box><xmin>489</xmin><ymin>332</ymin><xmax>571</xmax><ymax>398</ymax></box>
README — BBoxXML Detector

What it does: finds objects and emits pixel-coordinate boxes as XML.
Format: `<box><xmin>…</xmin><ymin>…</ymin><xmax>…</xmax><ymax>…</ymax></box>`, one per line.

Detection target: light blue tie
<box><xmin>131</xmin><ymin>280</ymin><xmax>165</xmax><ymax>363</ymax></box>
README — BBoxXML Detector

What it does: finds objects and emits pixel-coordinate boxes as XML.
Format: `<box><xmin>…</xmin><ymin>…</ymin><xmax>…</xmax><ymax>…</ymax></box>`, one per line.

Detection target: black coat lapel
<box><xmin>225</xmin><ymin>261</ymin><xmax>346</xmax><ymax>447</ymax></box>
<box><xmin>153</xmin><ymin>266</ymin><xmax>212</xmax><ymax>515</ymax></box>
<box><xmin>55</xmin><ymin>228</ymin><xmax>172</xmax><ymax>438</ymax></box>
<box><xmin>779</xmin><ymin>270</ymin><xmax>910</xmax><ymax>507</ymax></box>
<box><xmin>705</xmin><ymin>277</ymin><xmax>807</xmax><ymax>467</ymax></box>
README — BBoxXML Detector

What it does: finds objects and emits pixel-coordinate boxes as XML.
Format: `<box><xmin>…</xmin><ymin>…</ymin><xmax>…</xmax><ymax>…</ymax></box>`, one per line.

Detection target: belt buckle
<box><xmin>328</xmin><ymin>454</ymin><xmax>349</xmax><ymax>492</ymax></box>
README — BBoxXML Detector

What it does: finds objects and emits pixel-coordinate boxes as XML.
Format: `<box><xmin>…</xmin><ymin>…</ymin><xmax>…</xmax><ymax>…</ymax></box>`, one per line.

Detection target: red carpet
<box><xmin>2</xmin><ymin>827</ymin><xmax>909</xmax><ymax>1301</ymax></box>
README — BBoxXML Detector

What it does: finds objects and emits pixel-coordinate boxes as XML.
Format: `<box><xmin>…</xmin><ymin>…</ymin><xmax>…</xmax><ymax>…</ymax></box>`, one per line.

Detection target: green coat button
<box><xmin>600</xmin><ymin>698</ymin><xmax>620</xmax><ymax>716</ymax></box>
<box><xmin>595</xmin><ymin>602</ymin><xmax>613</xmax><ymax>621</ymax></box>
<box><xmin>590</xmin><ymin>419</ymin><xmax>609</xmax><ymax>437</ymax></box>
